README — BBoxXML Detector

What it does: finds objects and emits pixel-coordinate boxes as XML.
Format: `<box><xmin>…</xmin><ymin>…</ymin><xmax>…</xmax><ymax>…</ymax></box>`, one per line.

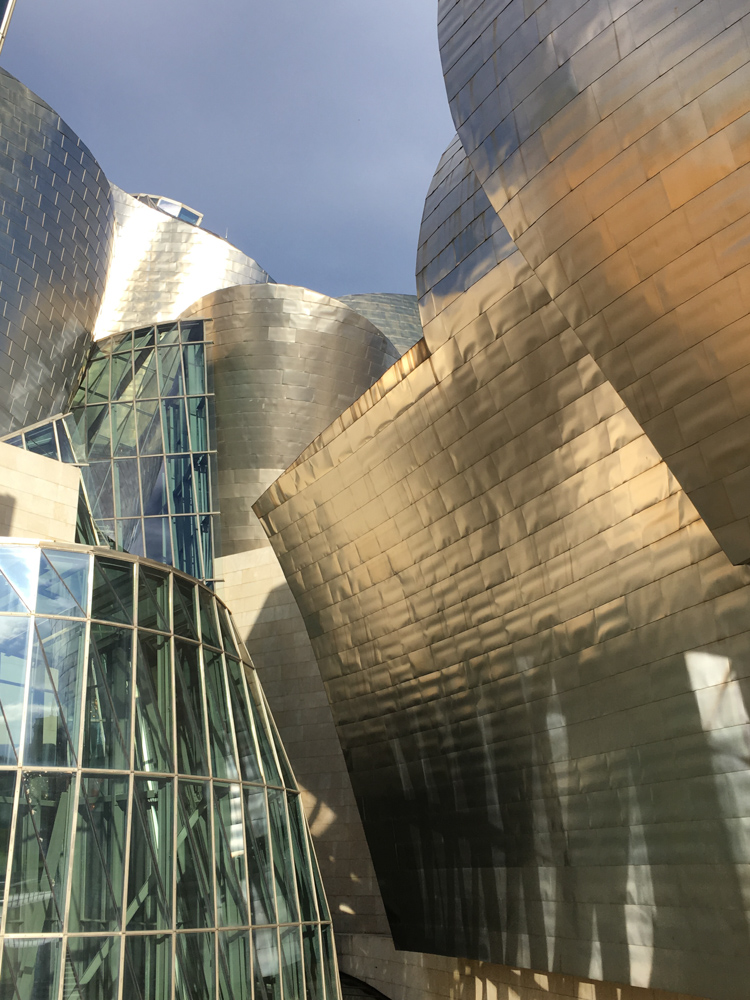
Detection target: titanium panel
<box><xmin>94</xmin><ymin>186</ymin><xmax>272</xmax><ymax>339</ymax></box>
<box><xmin>338</xmin><ymin>294</ymin><xmax>423</xmax><ymax>356</ymax></box>
<box><xmin>437</xmin><ymin>0</ymin><xmax>750</xmax><ymax>564</ymax></box>
<box><xmin>0</xmin><ymin>68</ymin><xmax>115</xmax><ymax>436</ymax></box>
<box><xmin>254</xmin><ymin>137</ymin><xmax>750</xmax><ymax>1000</ymax></box>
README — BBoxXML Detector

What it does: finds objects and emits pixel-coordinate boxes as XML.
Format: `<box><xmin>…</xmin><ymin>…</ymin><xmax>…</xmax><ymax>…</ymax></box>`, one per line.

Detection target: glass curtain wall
<box><xmin>1</xmin><ymin>321</ymin><xmax>219</xmax><ymax>586</ymax></box>
<box><xmin>0</xmin><ymin>540</ymin><xmax>339</xmax><ymax>1000</ymax></box>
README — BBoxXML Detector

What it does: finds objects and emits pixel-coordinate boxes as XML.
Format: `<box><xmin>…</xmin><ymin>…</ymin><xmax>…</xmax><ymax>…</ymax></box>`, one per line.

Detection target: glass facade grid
<box><xmin>1</xmin><ymin>321</ymin><xmax>221</xmax><ymax>586</ymax></box>
<box><xmin>0</xmin><ymin>541</ymin><xmax>339</xmax><ymax>1000</ymax></box>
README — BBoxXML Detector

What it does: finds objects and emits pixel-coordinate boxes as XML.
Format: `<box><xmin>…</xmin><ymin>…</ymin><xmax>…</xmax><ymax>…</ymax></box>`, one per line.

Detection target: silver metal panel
<box><xmin>0</xmin><ymin>68</ymin><xmax>115</xmax><ymax>436</ymax></box>
<box><xmin>338</xmin><ymin>294</ymin><xmax>423</xmax><ymax>356</ymax></box>
<box><xmin>437</xmin><ymin>0</ymin><xmax>750</xmax><ymax>565</ymax></box>
<box><xmin>94</xmin><ymin>187</ymin><xmax>272</xmax><ymax>339</ymax></box>
<box><xmin>254</xmin><ymin>136</ymin><xmax>750</xmax><ymax>1000</ymax></box>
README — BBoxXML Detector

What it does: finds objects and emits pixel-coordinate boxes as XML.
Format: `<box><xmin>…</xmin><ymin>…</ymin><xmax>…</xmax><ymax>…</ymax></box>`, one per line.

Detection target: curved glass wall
<box><xmin>1</xmin><ymin>320</ymin><xmax>220</xmax><ymax>586</ymax></box>
<box><xmin>0</xmin><ymin>540</ymin><xmax>339</xmax><ymax>1000</ymax></box>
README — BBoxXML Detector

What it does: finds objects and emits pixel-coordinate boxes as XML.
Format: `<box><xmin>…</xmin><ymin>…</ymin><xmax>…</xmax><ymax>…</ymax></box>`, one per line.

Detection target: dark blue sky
<box><xmin>1</xmin><ymin>0</ymin><xmax>454</xmax><ymax>298</ymax></box>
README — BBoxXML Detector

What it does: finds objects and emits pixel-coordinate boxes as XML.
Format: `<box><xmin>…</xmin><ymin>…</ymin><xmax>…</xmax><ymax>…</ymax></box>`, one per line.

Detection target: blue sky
<box><xmin>2</xmin><ymin>0</ymin><xmax>454</xmax><ymax>298</ymax></box>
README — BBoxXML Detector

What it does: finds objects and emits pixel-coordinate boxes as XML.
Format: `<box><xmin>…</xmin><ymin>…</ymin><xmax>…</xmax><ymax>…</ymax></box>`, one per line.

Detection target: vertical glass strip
<box><xmin>266</xmin><ymin>789</ymin><xmax>298</xmax><ymax>924</ymax></box>
<box><xmin>213</xmin><ymin>783</ymin><xmax>248</xmax><ymax>929</ymax></box>
<box><xmin>280</xmin><ymin>926</ymin><xmax>305</xmax><ymax>1000</ymax></box>
<box><xmin>123</xmin><ymin>934</ymin><xmax>171</xmax><ymax>1000</ymax></box>
<box><xmin>127</xmin><ymin>778</ymin><xmax>172</xmax><ymax>931</ymax></box>
<box><xmin>63</xmin><ymin>936</ymin><xmax>121</xmax><ymax>1000</ymax></box>
<box><xmin>0</xmin><ymin>617</ymin><xmax>29</xmax><ymax>763</ymax></box>
<box><xmin>243</xmin><ymin>785</ymin><xmax>276</xmax><ymax>928</ymax></box>
<box><xmin>135</xmin><ymin>632</ymin><xmax>173</xmax><ymax>774</ymax></box>
<box><xmin>176</xmin><ymin>781</ymin><xmax>213</xmax><ymax>930</ymax></box>
<box><xmin>175</xmin><ymin>932</ymin><xmax>215</xmax><ymax>1000</ymax></box>
<box><xmin>0</xmin><ymin>936</ymin><xmax>63</xmax><ymax>998</ymax></box>
<box><xmin>253</xmin><ymin>928</ymin><xmax>281</xmax><ymax>1000</ymax></box>
<box><xmin>82</xmin><ymin>624</ymin><xmax>132</xmax><ymax>771</ymax></box>
<box><xmin>218</xmin><ymin>930</ymin><xmax>251</xmax><ymax>1000</ymax></box>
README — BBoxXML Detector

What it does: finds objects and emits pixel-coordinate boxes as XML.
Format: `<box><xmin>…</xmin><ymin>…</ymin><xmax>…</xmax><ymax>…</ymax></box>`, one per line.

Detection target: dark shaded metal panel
<box><xmin>337</xmin><ymin>294</ymin><xmax>423</xmax><ymax>357</ymax></box>
<box><xmin>0</xmin><ymin>68</ymin><xmax>115</xmax><ymax>436</ymax></box>
<box><xmin>436</xmin><ymin>0</ymin><xmax>750</xmax><ymax>564</ymax></box>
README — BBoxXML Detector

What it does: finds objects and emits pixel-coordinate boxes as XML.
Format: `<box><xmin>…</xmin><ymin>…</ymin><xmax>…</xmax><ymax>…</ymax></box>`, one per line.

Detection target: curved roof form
<box><xmin>338</xmin><ymin>293</ymin><xmax>423</xmax><ymax>356</ymax></box>
<box><xmin>93</xmin><ymin>186</ymin><xmax>272</xmax><ymax>339</ymax></box>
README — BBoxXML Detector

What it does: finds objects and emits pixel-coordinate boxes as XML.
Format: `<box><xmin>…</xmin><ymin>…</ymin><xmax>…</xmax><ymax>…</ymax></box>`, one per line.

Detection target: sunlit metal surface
<box><xmin>437</xmin><ymin>0</ymin><xmax>750</xmax><ymax>565</ymax></box>
<box><xmin>93</xmin><ymin>186</ymin><xmax>272</xmax><ymax>339</ymax></box>
<box><xmin>338</xmin><ymin>294</ymin><xmax>423</xmax><ymax>356</ymax></box>
<box><xmin>255</xmin><ymin>135</ymin><xmax>750</xmax><ymax>1000</ymax></box>
<box><xmin>0</xmin><ymin>68</ymin><xmax>115</xmax><ymax>436</ymax></box>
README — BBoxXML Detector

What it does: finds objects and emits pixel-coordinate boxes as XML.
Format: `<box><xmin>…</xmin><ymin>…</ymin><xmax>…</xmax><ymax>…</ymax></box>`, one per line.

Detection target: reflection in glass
<box><xmin>204</xmin><ymin>649</ymin><xmax>237</xmax><ymax>780</ymax></box>
<box><xmin>303</xmin><ymin>925</ymin><xmax>323</xmax><ymax>1000</ymax></box>
<box><xmin>254</xmin><ymin>928</ymin><xmax>281</xmax><ymax>1000</ymax></box>
<box><xmin>83</xmin><ymin>624</ymin><xmax>132</xmax><ymax>770</ymax></box>
<box><xmin>281</xmin><ymin>926</ymin><xmax>305</xmax><ymax>1000</ymax></box>
<box><xmin>138</xmin><ymin>566</ymin><xmax>170</xmax><ymax>632</ymax></box>
<box><xmin>7</xmin><ymin>772</ymin><xmax>74</xmax><ymax>933</ymax></box>
<box><xmin>0</xmin><ymin>936</ymin><xmax>63</xmax><ymax>998</ymax></box>
<box><xmin>288</xmin><ymin>792</ymin><xmax>318</xmax><ymax>922</ymax></box>
<box><xmin>135</xmin><ymin>632</ymin><xmax>173</xmax><ymax>773</ymax></box>
<box><xmin>24</xmin><ymin>619</ymin><xmax>86</xmax><ymax>767</ymax></box>
<box><xmin>268</xmin><ymin>789</ymin><xmax>298</xmax><ymax>923</ymax></box>
<box><xmin>244</xmin><ymin>785</ymin><xmax>276</xmax><ymax>926</ymax></box>
<box><xmin>68</xmin><ymin>775</ymin><xmax>129</xmax><ymax>932</ymax></box>
<box><xmin>64</xmin><ymin>936</ymin><xmax>120</xmax><ymax>1000</ymax></box>
<box><xmin>176</xmin><ymin>932</ymin><xmax>215</xmax><ymax>1000</ymax></box>
<box><xmin>124</xmin><ymin>934</ymin><xmax>171</xmax><ymax>1000</ymax></box>
<box><xmin>91</xmin><ymin>557</ymin><xmax>133</xmax><ymax>625</ymax></box>
<box><xmin>175</xmin><ymin>641</ymin><xmax>207</xmax><ymax>776</ymax></box>
<box><xmin>176</xmin><ymin>781</ymin><xmax>213</xmax><ymax>929</ymax></box>
<box><xmin>0</xmin><ymin>772</ymin><xmax>15</xmax><ymax>919</ymax></box>
<box><xmin>219</xmin><ymin>930</ymin><xmax>252</xmax><ymax>1000</ymax></box>
<box><xmin>214</xmin><ymin>783</ymin><xmax>248</xmax><ymax>927</ymax></box>
<box><xmin>128</xmin><ymin>778</ymin><xmax>172</xmax><ymax>930</ymax></box>
<box><xmin>0</xmin><ymin>618</ymin><xmax>29</xmax><ymax>762</ymax></box>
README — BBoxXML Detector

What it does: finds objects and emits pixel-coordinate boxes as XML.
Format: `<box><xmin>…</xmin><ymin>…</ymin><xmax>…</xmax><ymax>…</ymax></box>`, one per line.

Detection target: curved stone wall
<box><xmin>0</xmin><ymin>69</ymin><xmax>115</xmax><ymax>435</ymax></box>
<box><xmin>438</xmin><ymin>0</ymin><xmax>750</xmax><ymax>563</ymax></box>
<box><xmin>254</xmin><ymin>137</ymin><xmax>750</xmax><ymax>999</ymax></box>
<box><xmin>93</xmin><ymin>186</ymin><xmax>271</xmax><ymax>339</ymax></box>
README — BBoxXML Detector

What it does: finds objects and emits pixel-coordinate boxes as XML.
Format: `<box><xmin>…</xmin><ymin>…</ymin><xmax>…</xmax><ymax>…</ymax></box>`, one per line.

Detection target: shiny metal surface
<box><xmin>94</xmin><ymin>186</ymin><xmax>271</xmax><ymax>339</ymax></box>
<box><xmin>338</xmin><ymin>294</ymin><xmax>423</xmax><ymax>356</ymax></box>
<box><xmin>0</xmin><ymin>0</ymin><xmax>16</xmax><ymax>55</ymax></box>
<box><xmin>437</xmin><ymin>0</ymin><xmax>750</xmax><ymax>565</ymax></box>
<box><xmin>0</xmin><ymin>68</ymin><xmax>115</xmax><ymax>436</ymax></box>
<box><xmin>255</xmin><ymin>135</ymin><xmax>750</xmax><ymax>1000</ymax></box>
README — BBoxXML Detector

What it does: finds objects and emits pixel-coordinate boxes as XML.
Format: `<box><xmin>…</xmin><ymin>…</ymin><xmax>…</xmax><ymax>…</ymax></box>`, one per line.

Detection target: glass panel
<box><xmin>24</xmin><ymin>619</ymin><xmax>86</xmax><ymax>768</ymax></box>
<box><xmin>173</xmin><ymin>578</ymin><xmax>198</xmax><ymax>640</ymax></box>
<box><xmin>56</xmin><ymin>419</ymin><xmax>76</xmax><ymax>463</ymax></box>
<box><xmin>144</xmin><ymin>518</ymin><xmax>173</xmax><ymax>567</ymax></box>
<box><xmin>168</xmin><ymin>456</ymin><xmax>195</xmax><ymax>515</ymax></box>
<box><xmin>321</xmin><ymin>924</ymin><xmax>338</xmax><ymax>1000</ymax></box>
<box><xmin>176</xmin><ymin>781</ymin><xmax>213</xmax><ymax>929</ymax></box>
<box><xmin>63</xmin><ymin>936</ymin><xmax>120</xmax><ymax>1000</ymax></box>
<box><xmin>76</xmin><ymin>486</ymin><xmax>101</xmax><ymax>548</ymax></box>
<box><xmin>40</xmin><ymin>549</ymin><xmax>89</xmax><ymax>614</ymax></box>
<box><xmin>133</xmin><ymin>349</ymin><xmax>159</xmax><ymax>400</ymax></box>
<box><xmin>281</xmin><ymin>927</ymin><xmax>304</xmax><ymax>1000</ymax></box>
<box><xmin>214</xmin><ymin>783</ymin><xmax>248</xmax><ymax>928</ymax></box>
<box><xmin>217</xmin><ymin>606</ymin><xmax>238</xmax><ymax>657</ymax></box>
<box><xmin>267</xmin><ymin>788</ymin><xmax>298</xmax><ymax>923</ymax></box>
<box><xmin>172</xmin><ymin>518</ymin><xmax>202</xmax><ymax>581</ymax></box>
<box><xmin>219</xmin><ymin>930</ymin><xmax>251</xmax><ymax>1000</ymax></box>
<box><xmin>0</xmin><ymin>618</ymin><xmax>29</xmax><ymax>762</ymax></box>
<box><xmin>0</xmin><ymin>937</ymin><xmax>63</xmax><ymax>999</ymax></box>
<box><xmin>174</xmin><ymin>641</ymin><xmax>207</xmax><ymax>777</ymax></box>
<box><xmin>181</xmin><ymin>320</ymin><xmax>204</xmax><ymax>343</ymax></box>
<box><xmin>0</xmin><ymin>568</ymin><xmax>27</xmax><ymax>614</ymax></box>
<box><xmin>309</xmin><ymin>824</ymin><xmax>330</xmax><ymax>922</ymax></box>
<box><xmin>187</xmin><ymin>397</ymin><xmax>208</xmax><ymax>452</ymax></box>
<box><xmin>225</xmin><ymin>658</ymin><xmax>262</xmax><ymax>783</ymax></box>
<box><xmin>24</xmin><ymin>422</ymin><xmax>57</xmax><ymax>459</ymax></box>
<box><xmin>157</xmin><ymin>322</ymin><xmax>180</xmax><ymax>345</ymax></box>
<box><xmin>82</xmin><ymin>462</ymin><xmax>114</xmax><ymax>521</ymax></box>
<box><xmin>116</xmin><ymin>518</ymin><xmax>145</xmax><ymax>558</ymax></box>
<box><xmin>82</xmin><ymin>624</ymin><xmax>132</xmax><ymax>770</ymax></box>
<box><xmin>183</xmin><ymin>344</ymin><xmax>205</xmax><ymax>395</ymax></box>
<box><xmin>162</xmin><ymin>398</ymin><xmax>189</xmax><ymax>454</ymax></box>
<box><xmin>132</xmin><ymin>327</ymin><xmax>155</xmax><ymax>350</ymax></box>
<box><xmin>193</xmin><ymin>455</ymin><xmax>210</xmax><ymax>513</ymax></box>
<box><xmin>114</xmin><ymin>459</ymin><xmax>141</xmax><ymax>518</ymax></box>
<box><xmin>200</xmin><ymin>517</ymin><xmax>214</xmax><ymax>584</ymax></box>
<box><xmin>158</xmin><ymin>346</ymin><xmax>183</xmax><ymax>397</ymax></box>
<box><xmin>123</xmin><ymin>934</ymin><xmax>171</xmax><ymax>1000</ymax></box>
<box><xmin>68</xmin><ymin>775</ymin><xmax>129</xmax><ymax>933</ymax></box>
<box><xmin>138</xmin><ymin>567</ymin><xmax>170</xmax><ymax>632</ymax></box>
<box><xmin>0</xmin><ymin>772</ymin><xmax>15</xmax><ymax>917</ymax></box>
<box><xmin>91</xmin><ymin>557</ymin><xmax>133</xmax><ymax>625</ymax></box>
<box><xmin>243</xmin><ymin>785</ymin><xmax>276</xmax><ymax>926</ymax></box>
<box><xmin>127</xmin><ymin>778</ymin><xmax>172</xmax><ymax>930</ymax></box>
<box><xmin>87</xmin><ymin>405</ymin><xmax>112</xmax><ymax>461</ymax></box>
<box><xmin>268</xmin><ymin>709</ymin><xmax>296</xmax><ymax>790</ymax></box>
<box><xmin>204</xmin><ymin>650</ymin><xmax>237</xmax><ymax>781</ymax></box>
<box><xmin>86</xmin><ymin>357</ymin><xmax>110</xmax><ymax>404</ymax></box>
<box><xmin>302</xmin><ymin>925</ymin><xmax>323</xmax><ymax>1000</ymax></box>
<box><xmin>135</xmin><ymin>632</ymin><xmax>173</xmax><ymax>773</ymax></box>
<box><xmin>199</xmin><ymin>590</ymin><xmax>221</xmax><ymax>649</ymax></box>
<box><xmin>246</xmin><ymin>678</ymin><xmax>282</xmax><ymax>788</ymax></box>
<box><xmin>3</xmin><ymin>434</ymin><xmax>22</xmax><ymax>448</ymax></box>
<box><xmin>0</xmin><ymin>546</ymin><xmax>39</xmax><ymax>609</ymax></box>
<box><xmin>111</xmin><ymin>351</ymin><xmax>134</xmax><ymax>401</ymax></box>
<box><xmin>37</xmin><ymin>551</ymin><xmax>87</xmax><ymax>618</ymax></box>
<box><xmin>141</xmin><ymin>456</ymin><xmax>169</xmax><ymax>516</ymax></box>
<box><xmin>253</xmin><ymin>928</ymin><xmax>281</xmax><ymax>1000</ymax></box>
<box><xmin>111</xmin><ymin>403</ymin><xmax>137</xmax><ymax>456</ymax></box>
<box><xmin>287</xmin><ymin>793</ymin><xmax>317</xmax><ymax>922</ymax></box>
<box><xmin>175</xmin><ymin>933</ymin><xmax>215</xmax><ymax>1000</ymax></box>
<box><xmin>62</xmin><ymin>413</ymin><xmax>86</xmax><ymax>462</ymax></box>
<box><xmin>6</xmin><ymin>772</ymin><xmax>75</xmax><ymax>932</ymax></box>
<box><xmin>136</xmin><ymin>398</ymin><xmax>163</xmax><ymax>455</ymax></box>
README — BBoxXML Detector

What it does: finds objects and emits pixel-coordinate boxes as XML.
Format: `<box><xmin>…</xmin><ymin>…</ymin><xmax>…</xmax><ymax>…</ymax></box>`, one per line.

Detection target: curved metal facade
<box><xmin>438</xmin><ymin>0</ymin><xmax>750</xmax><ymax>564</ymax></box>
<box><xmin>180</xmin><ymin>283</ymin><xmax>400</xmax><ymax>556</ymax></box>
<box><xmin>0</xmin><ymin>540</ymin><xmax>340</xmax><ymax>1000</ymax></box>
<box><xmin>254</xmin><ymin>133</ymin><xmax>750</xmax><ymax>999</ymax></box>
<box><xmin>93</xmin><ymin>186</ymin><xmax>271</xmax><ymax>340</ymax></box>
<box><xmin>337</xmin><ymin>294</ymin><xmax>423</xmax><ymax>356</ymax></box>
<box><xmin>0</xmin><ymin>69</ymin><xmax>115</xmax><ymax>436</ymax></box>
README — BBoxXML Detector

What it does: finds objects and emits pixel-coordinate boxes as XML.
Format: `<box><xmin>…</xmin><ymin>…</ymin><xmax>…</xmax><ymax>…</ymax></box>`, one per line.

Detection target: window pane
<box><xmin>199</xmin><ymin>590</ymin><xmax>221</xmax><ymax>648</ymax></box>
<box><xmin>287</xmin><ymin>792</ymin><xmax>317</xmax><ymax>922</ymax></box>
<box><xmin>214</xmin><ymin>783</ymin><xmax>248</xmax><ymax>928</ymax></box>
<box><xmin>133</xmin><ymin>349</ymin><xmax>159</xmax><ymax>399</ymax></box>
<box><xmin>144</xmin><ymin>518</ymin><xmax>173</xmax><ymax>567</ymax></box>
<box><xmin>267</xmin><ymin>788</ymin><xmax>298</xmax><ymax>923</ymax></box>
<box><xmin>204</xmin><ymin>649</ymin><xmax>237</xmax><ymax>781</ymax></box>
<box><xmin>176</xmin><ymin>932</ymin><xmax>215</xmax><ymax>1000</ymax></box>
<box><xmin>68</xmin><ymin>775</ymin><xmax>129</xmax><ymax>932</ymax></box>
<box><xmin>112</xmin><ymin>402</ymin><xmax>137</xmax><ymax>456</ymax></box>
<box><xmin>114</xmin><ymin>459</ymin><xmax>141</xmax><ymax>518</ymax></box>
<box><xmin>136</xmin><ymin>398</ymin><xmax>163</xmax><ymax>454</ymax></box>
<box><xmin>302</xmin><ymin>925</ymin><xmax>323</xmax><ymax>1000</ymax></box>
<box><xmin>83</xmin><ymin>624</ymin><xmax>132</xmax><ymax>770</ymax></box>
<box><xmin>158</xmin><ymin>345</ymin><xmax>183</xmax><ymax>397</ymax></box>
<box><xmin>187</xmin><ymin>397</ymin><xmax>208</xmax><ymax>451</ymax></box>
<box><xmin>281</xmin><ymin>927</ymin><xmax>304</xmax><ymax>1000</ymax></box>
<box><xmin>225</xmin><ymin>658</ymin><xmax>262</xmax><ymax>783</ymax></box>
<box><xmin>0</xmin><ymin>771</ymin><xmax>16</xmax><ymax>918</ymax></box>
<box><xmin>219</xmin><ymin>930</ymin><xmax>251</xmax><ymax>1000</ymax></box>
<box><xmin>63</xmin><ymin>937</ymin><xmax>120</xmax><ymax>1000</ymax></box>
<box><xmin>168</xmin><ymin>456</ymin><xmax>195</xmax><ymax>515</ymax></box>
<box><xmin>176</xmin><ymin>781</ymin><xmax>213</xmax><ymax>929</ymax></box>
<box><xmin>24</xmin><ymin>422</ymin><xmax>57</xmax><ymax>459</ymax></box>
<box><xmin>128</xmin><ymin>777</ymin><xmax>173</xmax><ymax>930</ymax></box>
<box><xmin>174</xmin><ymin>641</ymin><xmax>207</xmax><ymax>776</ymax></box>
<box><xmin>138</xmin><ymin>566</ymin><xmax>170</xmax><ymax>632</ymax></box>
<box><xmin>0</xmin><ymin>937</ymin><xmax>63</xmax><ymax>998</ymax></box>
<box><xmin>183</xmin><ymin>344</ymin><xmax>205</xmax><ymax>395</ymax></box>
<box><xmin>253</xmin><ymin>928</ymin><xmax>281</xmax><ymax>1000</ymax></box>
<box><xmin>123</xmin><ymin>934</ymin><xmax>171</xmax><ymax>1000</ymax></box>
<box><xmin>243</xmin><ymin>785</ymin><xmax>276</xmax><ymax>927</ymax></box>
<box><xmin>87</xmin><ymin>404</ymin><xmax>112</xmax><ymax>461</ymax></box>
<box><xmin>173</xmin><ymin>578</ymin><xmax>198</xmax><ymax>640</ymax></box>
<box><xmin>0</xmin><ymin>617</ymin><xmax>30</xmax><ymax>762</ymax></box>
<box><xmin>91</xmin><ymin>557</ymin><xmax>133</xmax><ymax>625</ymax></box>
<box><xmin>193</xmin><ymin>454</ymin><xmax>210</xmax><ymax>513</ymax></box>
<box><xmin>141</xmin><ymin>456</ymin><xmax>169</xmax><ymax>516</ymax></box>
<box><xmin>135</xmin><ymin>631</ymin><xmax>173</xmax><ymax>773</ymax></box>
<box><xmin>162</xmin><ymin>397</ymin><xmax>189</xmax><ymax>453</ymax></box>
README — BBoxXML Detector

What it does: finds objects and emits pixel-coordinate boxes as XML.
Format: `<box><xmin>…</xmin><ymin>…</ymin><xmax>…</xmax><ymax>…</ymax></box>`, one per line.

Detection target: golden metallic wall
<box><xmin>255</xmin><ymin>135</ymin><xmax>750</xmax><ymax>999</ymax></box>
<box><xmin>438</xmin><ymin>0</ymin><xmax>750</xmax><ymax>564</ymax></box>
